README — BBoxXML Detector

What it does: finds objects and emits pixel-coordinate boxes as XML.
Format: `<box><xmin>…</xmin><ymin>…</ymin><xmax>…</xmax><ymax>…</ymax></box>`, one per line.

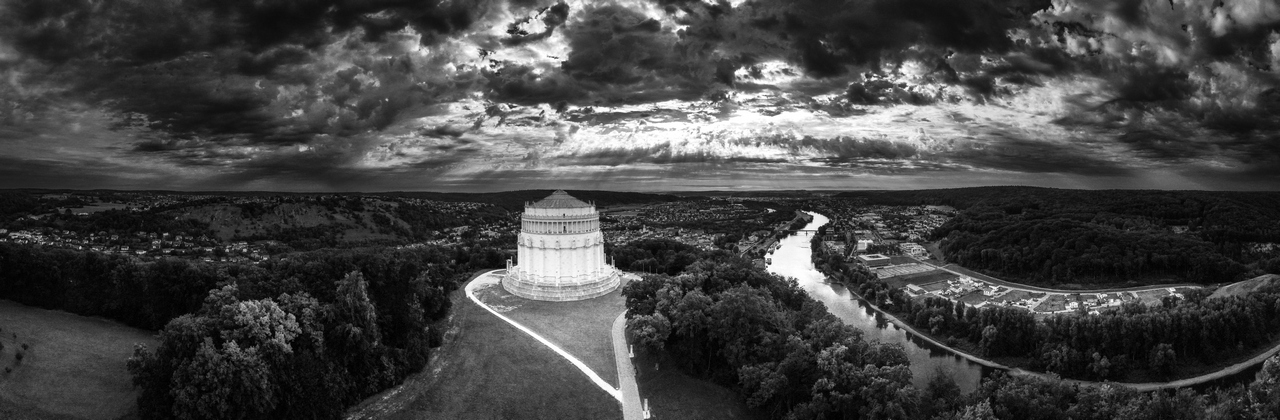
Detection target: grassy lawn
<box><xmin>632</xmin><ymin>348</ymin><xmax>765</xmax><ymax>420</ymax></box>
<box><xmin>67</xmin><ymin>202</ymin><xmax>129</xmax><ymax>214</ymax></box>
<box><xmin>1133</xmin><ymin>289</ymin><xmax>1171</xmax><ymax>306</ymax></box>
<box><xmin>920</xmin><ymin>280</ymin><xmax>951</xmax><ymax>293</ymax></box>
<box><xmin>349</xmin><ymin>273</ymin><xmax>622</xmax><ymax>420</ymax></box>
<box><xmin>473</xmin><ymin>275</ymin><xmax>628</xmax><ymax>385</ymax></box>
<box><xmin>884</xmin><ymin>270</ymin><xmax>956</xmax><ymax>289</ymax></box>
<box><xmin>0</xmin><ymin>300</ymin><xmax>157</xmax><ymax>420</ymax></box>
<box><xmin>957</xmin><ymin>290</ymin><xmax>989</xmax><ymax>305</ymax></box>
<box><xmin>1034</xmin><ymin>295</ymin><xmax>1068</xmax><ymax>312</ymax></box>
<box><xmin>991</xmin><ymin>290</ymin><xmax>1044</xmax><ymax>303</ymax></box>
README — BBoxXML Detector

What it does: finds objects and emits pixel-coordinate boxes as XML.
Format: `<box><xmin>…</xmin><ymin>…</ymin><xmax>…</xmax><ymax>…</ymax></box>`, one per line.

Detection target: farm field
<box><xmin>0</xmin><ymin>300</ymin><xmax>157</xmax><ymax>420</ymax></box>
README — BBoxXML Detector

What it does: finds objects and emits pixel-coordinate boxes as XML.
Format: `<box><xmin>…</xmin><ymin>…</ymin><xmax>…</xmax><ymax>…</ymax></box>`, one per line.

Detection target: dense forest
<box><xmin>0</xmin><ymin>241</ymin><xmax>509</xmax><ymax>419</ymax></box>
<box><xmin>1</xmin><ymin>195</ymin><xmax>513</xmax><ymax>251</ymax></box>
<box><xmin>655</xmin><ymin>201</ymin><xmax>803</xmax><ymax>236</ymax></box>
<box><xmin>839</xmin><ymin>187</ymin><xmax>1280</xmax><ymax>286</ymax></box>
<box><xmin>625</xmin><ymin>254</ymin><xmax>918</xmax><ymax>419</ymax></box>
<box><xmin>896</xmin><ymin>287</ymin><xmax>1280</xmax><ymax>381</ymax></box>
<box><xmin>607</xmin><ymin>239</ymin><xmax>702</xmax><ymax>275</ymax></box>
<box><xmin>9</xmin><ymin>207</ymin><xmax>215</xmax><ymax>238</ymax></box>
<box><xmin>932</xmin><ymin>359</ymin><xmax>1280</xmax><ymax>420</ymax></box>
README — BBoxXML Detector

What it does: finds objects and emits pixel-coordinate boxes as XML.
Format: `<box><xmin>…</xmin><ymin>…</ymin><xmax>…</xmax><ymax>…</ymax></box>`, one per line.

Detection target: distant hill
<box><xmin>1</xmin><ymin>189</ymin><xmax>685</xmax><ymax>252</ymax></box>
<box><xmin>1210</xmin><ymin>274</ymin><xmax>1280</xmax><ymax>299</ymax></box>
<box><xmin>373</xmin><ymin>190</ymin><xmax>685</xmax><ymax>210</ymax></box>
<box><xmin>2</xmin><ymin>193</ymin><xmax>514</xmax><ymax>251</ymax></box>
<box><xmin>832</xmin><ymin>187</ymin><xmax>1280</xmax><ymax>286</ymax></box>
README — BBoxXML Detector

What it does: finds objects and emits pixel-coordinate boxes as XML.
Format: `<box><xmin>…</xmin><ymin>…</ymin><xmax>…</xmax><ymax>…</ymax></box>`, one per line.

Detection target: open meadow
<box><xmin>0</xmin><ymin>300</ymin><xmax>157</xmax><ymax>420</ymax></box>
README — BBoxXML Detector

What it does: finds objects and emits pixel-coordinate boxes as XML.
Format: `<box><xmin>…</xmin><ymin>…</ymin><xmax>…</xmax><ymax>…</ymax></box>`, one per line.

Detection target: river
<box><xmin>767</xmin><ymin>212</ymin><xmax>991</xmax><ymax>393</ymax></box>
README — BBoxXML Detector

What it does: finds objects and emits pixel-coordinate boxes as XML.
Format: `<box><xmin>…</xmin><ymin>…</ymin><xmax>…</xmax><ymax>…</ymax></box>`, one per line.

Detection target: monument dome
<box><xmin>503</xmin><ymin>190</ymin><xmax>620</xmax><ymax>301</ymax></box>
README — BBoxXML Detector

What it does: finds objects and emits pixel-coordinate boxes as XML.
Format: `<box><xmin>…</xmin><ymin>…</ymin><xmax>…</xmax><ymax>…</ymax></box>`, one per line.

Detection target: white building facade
<box><xmin>503</xmin><ymin>190</ymin><xmax>620</xmax><ymax>301</ymax></box>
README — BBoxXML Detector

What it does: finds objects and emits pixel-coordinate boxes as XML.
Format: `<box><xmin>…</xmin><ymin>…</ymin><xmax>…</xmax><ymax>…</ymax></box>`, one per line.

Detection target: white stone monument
<box><xmin>502</xmin><ymin>190</ymin><xmax>620</xmax><ymax>301</ymax></box>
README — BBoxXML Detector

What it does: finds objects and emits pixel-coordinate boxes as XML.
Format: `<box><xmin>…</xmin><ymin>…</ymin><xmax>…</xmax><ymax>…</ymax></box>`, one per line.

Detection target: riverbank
<box><xmin>768</xmin><ymin>211</ymin><xmax>988</xmax><ymax>392</ymax></box>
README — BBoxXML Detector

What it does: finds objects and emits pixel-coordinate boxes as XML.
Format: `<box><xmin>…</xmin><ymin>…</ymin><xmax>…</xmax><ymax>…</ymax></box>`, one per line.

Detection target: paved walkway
<box><xmin>465</xmin><ymin>271</ymin><xmax>621</xmax><ymax>401</ymax></box>
<box><xmin>612</xmin><ymin>313</ymin><xmax>644</xmax><ymax>420</ymax></box>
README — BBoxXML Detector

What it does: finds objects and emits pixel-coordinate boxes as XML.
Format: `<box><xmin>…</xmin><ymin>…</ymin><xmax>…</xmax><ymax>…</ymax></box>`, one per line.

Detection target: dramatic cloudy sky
<box><xmin>1</xmin><ymin>0</ymin><xmax>1278</xmax><ymax>191</ymax></box>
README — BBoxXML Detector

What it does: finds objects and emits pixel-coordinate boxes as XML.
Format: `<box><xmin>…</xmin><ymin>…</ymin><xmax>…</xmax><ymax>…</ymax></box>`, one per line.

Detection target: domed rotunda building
<box><xmin>503</xmin><ymin>190</ymin><xmax>620</xmax><ymax>301</ymax></box>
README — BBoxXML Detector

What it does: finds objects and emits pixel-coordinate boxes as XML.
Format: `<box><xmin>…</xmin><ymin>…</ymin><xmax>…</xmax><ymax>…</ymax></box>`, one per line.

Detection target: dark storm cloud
<box><xmin>3</xmin><ymin>0</ymin><xmax>1279</xmax><ymax>191</ymax></box>
<box><xmin>84</xmin><ymin>58</ymin><xmax>298</xmax><ymax>142</ymax></box>
<box><xmin>484</xmin><ymin>62</ymin><xmax>588</xmax><ymax>105</ymax></box>
<box><xmin>1029</xmin><ymin>0</ymin><xmax>1280</xmax><ymax>174</ymax></box>
<box><xmin>0</xmin><ymin>0</ymin><xmax>498</xmax><ymax>144</ymax></box>
<box><xmin>761</xmin><ymin>136</ymin><xmax>921</xmax><ymax>160</ymax></box>
<box><xmin>0</xmin><ymin>155</ymin><xmax>171</xmax><ymax>189</ymax></box>
<box><xmin>987</xmin><ymin>48</ymin><xmax>1079</xmax><ymax>77</ymax></box>
<box><xmin>562</xmin><ymin>4</ymin><xmax>671</xmax><ymax>84</ymax></box>
<box><xmin>949</xmin><ymin>132</ymin><xmax>1130</xmax><ymax>175</ymax></box>
<box><xmin>1039</xmin><ymin>0</ymin><xmax>1280</xmax><ymax>64</ymax></box>
<box><xmin>485</xmin><ymin>1</ymin><xmax>736</xmax><ymax>105</ymax></box>
<box><xmin>1</xmin><ymin>0</ymin><xmax>491</xmax><ymax>63</ymax></box>
<box><xmin>196</xmin><ymin>140</ymin><xmax>378</xmax><ymax>189</ymax></box>
<box><xmin>745</xmin><ymin>0</ymin><xmax>1050</xmax><ymax>77</ymax></box>
<box><xmin>237</xmin><ymin>45</ymin><xmax>315</xmax><ymax>76</ymax></box>
<box><xmin>555</xmin><ymin>143</ymin><xmax>786</xmax><ymax>166</ymax></box>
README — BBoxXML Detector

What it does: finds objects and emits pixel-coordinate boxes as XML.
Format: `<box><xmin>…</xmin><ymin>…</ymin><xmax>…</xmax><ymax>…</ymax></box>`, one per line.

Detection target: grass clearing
<box><xmin>1133</xmin><ymin>289</ymin><xmax>1172</xmax><ymax>306</ymax></box>
<box><xmin>473</xmin><ymin>275</ymin><xmax>629</xmax><ymax>385</ymax></box>
<box><xmin>0</xmin><ymin>300</ymin><xmax>157</xmax><ymax>420</ymax></box>
<box><xmin>992</xmin><ymin>290</ymin><xmax>1044</xmax><ymax>303</ymax></box>
<box><xmin>632</xmin><ymin>348</ymin><xmax>765</xmax><ymax>420</ymax></box>
<box><xmin>957</xmin><ymin>290</ymin><xmax>988</xmax><ymax>305</ymax></box>
<box><xmin>920</xmin><ymin>280</ymin><xmax>951</xmax><ymax>293</ymax></box>
<box><xmin>348</xmin><ymin>272</ymin><xmax>622</xmax><ymax>420</ymax></box>
<box><xmin>884</xmin><ymin>270</ymin><xmax>958</xmax><ymax>289</ymax></box>
<box><xmin>1210</xmin><ymin>274</ymin><xmax>1280</xmax><ymax>299</ymax></box>
<box><xmin>1034</xmin><ymin>295</ymin><xmax>1069</xmax><ymax>312</ymax></box>
<box><xmin>67</xmin><ymin>203</ymin><xmax>130</xmax><ymax>214</ymax></box>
